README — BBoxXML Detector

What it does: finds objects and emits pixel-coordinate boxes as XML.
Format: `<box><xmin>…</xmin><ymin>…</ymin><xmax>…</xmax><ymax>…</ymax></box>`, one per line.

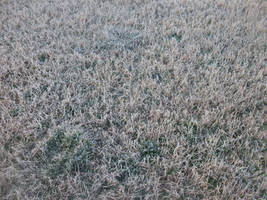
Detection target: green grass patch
<box><xmin>34</xmin><ymin>126</ymin><xmax>99</xmax><ymax>178</ymax></box>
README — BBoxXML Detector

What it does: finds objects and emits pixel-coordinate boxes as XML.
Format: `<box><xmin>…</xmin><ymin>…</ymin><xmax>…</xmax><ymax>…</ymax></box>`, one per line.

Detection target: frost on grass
<box><xmin>1</xmin><ymin>0</ymin><xmax>266</xmax><ymax>199</ymax></box>
<box><xmin>94</xmin><ymin>25</ymin><xmax>148</xmax><ymax>53</ymax></box>
<box><xmin>33</xmin><ymin>126</ymin><xmax>101</xmax><ymax>178</ymax></box>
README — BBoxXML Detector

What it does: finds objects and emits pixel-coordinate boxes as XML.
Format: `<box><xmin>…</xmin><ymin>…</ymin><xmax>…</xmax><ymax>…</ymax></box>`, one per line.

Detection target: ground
<box><xmin>0</xmin><ymin>0</ymin><xmax>266</xmax><ymax>199</ymax></box>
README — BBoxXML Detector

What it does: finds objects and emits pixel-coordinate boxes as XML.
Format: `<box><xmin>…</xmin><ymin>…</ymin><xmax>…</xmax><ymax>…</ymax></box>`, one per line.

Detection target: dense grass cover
<box><xmin>0</xmin><ymin>0</ymin><xmax>266</xmax><ymax>199</ymax></box>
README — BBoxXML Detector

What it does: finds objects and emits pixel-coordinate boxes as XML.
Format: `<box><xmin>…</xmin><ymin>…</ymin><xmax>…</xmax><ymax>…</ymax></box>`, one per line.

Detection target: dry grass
<box><xmin>0</xmin><ymin>0</ymin><xmax>266</xmax><ymax>199</ymax></box>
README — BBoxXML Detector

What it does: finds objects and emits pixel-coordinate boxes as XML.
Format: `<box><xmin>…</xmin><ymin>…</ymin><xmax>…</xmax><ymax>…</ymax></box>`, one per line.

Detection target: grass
<box><xmin>0</xmin><ymin>0</ymin><xmax>266</xmax><ymax>199</ymax></box>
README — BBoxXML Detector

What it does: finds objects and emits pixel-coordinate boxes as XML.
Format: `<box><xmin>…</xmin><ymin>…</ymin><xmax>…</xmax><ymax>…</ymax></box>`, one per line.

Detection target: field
<box><xmin>0</xmin><ymin>0</ymin><xmax>266</xmax><ymax>199</ymax></box>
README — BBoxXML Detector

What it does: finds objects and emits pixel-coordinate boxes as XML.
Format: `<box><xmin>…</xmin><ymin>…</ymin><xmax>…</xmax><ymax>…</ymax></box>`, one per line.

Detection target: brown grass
<box><xmin>0</xmin><ymin>0</ymin><xmax>266</xmax><ymax>199</ymax></box>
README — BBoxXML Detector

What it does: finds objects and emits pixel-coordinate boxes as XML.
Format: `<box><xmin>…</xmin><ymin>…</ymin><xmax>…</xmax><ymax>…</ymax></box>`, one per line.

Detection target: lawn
<box><xmin>0</xmin><ymin>0</ymin><xmax>266</xmax><ymax>199</ymax></box>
